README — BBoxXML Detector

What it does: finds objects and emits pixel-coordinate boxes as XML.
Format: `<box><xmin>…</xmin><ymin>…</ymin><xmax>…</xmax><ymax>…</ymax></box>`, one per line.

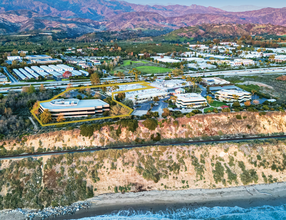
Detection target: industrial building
<box><xmin>39</xmin><ymin>99</ymin><xmax>110</xmax><ymax>118</ymax></box>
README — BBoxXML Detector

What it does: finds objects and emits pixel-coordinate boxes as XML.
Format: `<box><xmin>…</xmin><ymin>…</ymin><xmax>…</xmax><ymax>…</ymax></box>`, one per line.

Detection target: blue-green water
<box><xmin>75</xmin><ymin>204</ymin><xmax>286</xmax><ymax>220</ymax></box>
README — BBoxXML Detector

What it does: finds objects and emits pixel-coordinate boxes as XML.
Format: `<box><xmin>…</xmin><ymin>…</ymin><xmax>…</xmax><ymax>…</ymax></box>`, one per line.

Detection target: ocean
<box><xmin>74</xmin><ymin>204</ymin><xmax>286</xmax><ymax>220</ymax></box>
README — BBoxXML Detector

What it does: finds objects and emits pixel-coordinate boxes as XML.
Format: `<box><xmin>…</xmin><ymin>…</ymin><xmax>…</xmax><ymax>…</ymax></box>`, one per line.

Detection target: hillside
<box><xmin>157</xmin><ymin>24</ymin><xmax>286</xmax><ymax>42</ymax></box>
<box><xmin>1</xmin><ymin>111</ymin><xmax>286</xmax><ymax>156</ymax></box>
<box><xmin>0</xmin><ymin>2</ymin><xmax>286</xmax><ymax>34</ymax></box>
<box><xmin>0</xmin><ymin>10</ymin><xmax>101</xmax><ymax>35</ymax></box>
<box><xmin>1</xmin><ymin>140</ymin><xmax>286</xmax><ymax>210</ymax></box>
<box><xmin>0</xmin><ymin>1</ymin><xmax>225</xmax><ymax>21</ymax></box>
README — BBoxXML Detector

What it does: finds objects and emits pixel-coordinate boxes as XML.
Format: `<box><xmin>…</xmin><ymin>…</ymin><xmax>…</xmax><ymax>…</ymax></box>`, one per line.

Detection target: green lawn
<box><xmin>136</xmin><ymin>66</ymin><xmax>172</xmax><ymax>74</ymax></box>
<box><xmin>210</xmin><ymin>101</ymin><xmax>227</xmax><ymax>107</ymax></box>
<box><xmin>204</xmin><ymin>107</ymin><xmax>214</xmax><ymax>113</ymax></box>
<box><xmin>122</xmin><ymin>60</ymin><xmax>148</xmax><ymax>66</ymax></box>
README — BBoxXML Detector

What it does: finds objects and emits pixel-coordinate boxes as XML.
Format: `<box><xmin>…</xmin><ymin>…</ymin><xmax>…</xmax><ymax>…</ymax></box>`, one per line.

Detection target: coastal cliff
<box><xmin>1</xmin><ymin>140</ymin><xmax>286</xmax><ymax>210</ymax></box>
<box><xmin>1</xmin><ymin>111</ymin><xmax>286</xmax><ymax>153</ymax></box>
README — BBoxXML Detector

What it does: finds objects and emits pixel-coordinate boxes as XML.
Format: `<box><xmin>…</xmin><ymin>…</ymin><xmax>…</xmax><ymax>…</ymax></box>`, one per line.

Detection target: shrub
<box><xmin>213</xmin><ymin>162</ymin><xmax>224</xmax><ymax>184</ymax></box>
<box><xmin>232</xmin><ymin>101</ymin><xmax>240</xmax><ymax>107</ymax></box>
<box><xmin>116</xmin><ymin>127</ymin><xmax>122</xmax><ymax>137</ymax></box>
<box><xmin>80</xmin><ymin>124</ymin><xmax>94</xmax><ymax>137</ymax></box>
<box><xmin>114</xmin><ymin>186</ymin><xmax>118</xmax><ymax>193</ymax></box>
<box><xmin>143</xmin><ymin>118</ymin><xmax>158</xmax><ymax>130</ymax></box>
<box><xmin>151</xmin><ymin>133</ymin><xmax>161</xmax><ymax>141</ymax></box>
<box><xmin>236</xmin><ymin>115</ymin><xmax>242</xmax><ymax>119</ymax></box>
<box><xmin>186</xmin><ymin>112</ymin><xmax>195</xmax><ymax>118</ymax></box>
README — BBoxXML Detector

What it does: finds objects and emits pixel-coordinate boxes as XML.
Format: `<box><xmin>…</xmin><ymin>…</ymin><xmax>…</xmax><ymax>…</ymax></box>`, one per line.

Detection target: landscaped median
<box><xmin>31</xmin><ymin>81</ymin><xmax>155</xmax><ymax>127</ymax></box>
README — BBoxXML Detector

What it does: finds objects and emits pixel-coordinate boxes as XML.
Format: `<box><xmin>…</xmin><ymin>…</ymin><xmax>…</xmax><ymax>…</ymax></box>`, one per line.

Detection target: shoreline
<box><xmin>53</xmin><ymin>182</ymin><xmax>286</xmax><ymax>219</ymax></box>
<box><xmin>2</xmin><ymin>182</ymin><xmax>286</xmax><ymax>220</ymax></box>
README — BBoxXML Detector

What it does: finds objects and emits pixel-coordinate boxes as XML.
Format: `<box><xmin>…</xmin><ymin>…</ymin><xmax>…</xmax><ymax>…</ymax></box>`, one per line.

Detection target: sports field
<box><xmin>136</xmin><ymin>66</ymin><xmax>172</xmax><ymax>74</ymax></box>
<box><xmin>122</xmin><ymin>60</ymin><xmax>148</xmax><ymax>66</ymax></box>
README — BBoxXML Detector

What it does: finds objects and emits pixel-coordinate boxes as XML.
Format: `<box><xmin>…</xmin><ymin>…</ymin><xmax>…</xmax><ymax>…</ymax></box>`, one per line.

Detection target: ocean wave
<box><xmin>74</xmin><ymin>204</ymin><xmax>286</xmax><ymax>220</ymax></box>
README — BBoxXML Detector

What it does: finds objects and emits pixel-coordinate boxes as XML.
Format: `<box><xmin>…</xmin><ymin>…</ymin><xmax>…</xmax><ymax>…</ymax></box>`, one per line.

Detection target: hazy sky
<box><xmin>122</xmin><ymin>0</ymin><xmax>285</xmax><ymax>8</ymax></box>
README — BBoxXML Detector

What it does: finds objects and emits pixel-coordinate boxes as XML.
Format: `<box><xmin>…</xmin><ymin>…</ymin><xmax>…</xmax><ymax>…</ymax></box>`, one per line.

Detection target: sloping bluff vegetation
<box><xmin>1</xmin><ymin>140</ymin><xmax>286</xmax><ymax>209</ymax></box>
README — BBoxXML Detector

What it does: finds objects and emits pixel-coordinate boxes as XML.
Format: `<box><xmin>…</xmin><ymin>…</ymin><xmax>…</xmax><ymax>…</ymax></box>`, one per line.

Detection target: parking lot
<box><xmin>133</xmin><ymin>97</ymin><xmax>169</xmax><ymax>117</ymax></box>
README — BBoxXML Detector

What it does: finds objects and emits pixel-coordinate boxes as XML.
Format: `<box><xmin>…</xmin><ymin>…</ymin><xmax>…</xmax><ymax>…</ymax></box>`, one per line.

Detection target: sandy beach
<box><xmin>56</xmin><ymin>182</ymin><xmax>286</xmax><ymax>219</ymax></box>
<box><xmin>2</xmin><ymin>182</ymin><xmax>286</xmax><ymax>220</ymax></box>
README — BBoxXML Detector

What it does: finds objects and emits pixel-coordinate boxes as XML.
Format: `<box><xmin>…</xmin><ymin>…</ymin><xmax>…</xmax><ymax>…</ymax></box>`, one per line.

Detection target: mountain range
<box><xmin>156</xmin><ymin>23</ymin><xmax>286</xmax><ymax>42</ymax></box>
<box><xmin>0</xmin><ymin>0</ymin><xmax>286</xmax><ymax>35</ymax></box>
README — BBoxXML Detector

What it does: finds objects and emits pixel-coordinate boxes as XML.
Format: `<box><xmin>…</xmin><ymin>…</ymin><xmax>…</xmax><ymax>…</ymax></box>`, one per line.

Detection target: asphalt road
<box><xmin>2</xmin><ymin>134</ymin><xmax>286</xmax><ymax>161</ymax></box>
<box><xmin>1</xmin><ymin>66</ymin><xmax>18</xmax><ymax>83</ymax></box>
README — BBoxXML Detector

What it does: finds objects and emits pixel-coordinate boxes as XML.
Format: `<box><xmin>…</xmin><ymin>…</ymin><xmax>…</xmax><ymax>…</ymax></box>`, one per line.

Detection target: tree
<box><xmin>22</xmin><ymin>86</ymin><xmax>30</xmax><ymax>93</ymax></box>
<box><xmin>172</xmin><ymin>68</ymin><xmax>183</xmax><ymax>77</ymax></box>
<box><xmin>206</xmin><ymin>96</ymin><xmax>213</xmax><ymax>105</ymax></box>
<box><xmin>90</xmin><ymin>73</ymin><xmax>100</xmax><ymax>85</ymax></box>
<box><xmin>40</xmin><ymin>109</ymin><xmax>52</xmax><ymax>124</ymax></box>
<box><xmin>110</xmin><ymin>104</ymin><xmax>129</xmax><ymax>116</ymax></box>
<box><xmin>11</xmin><ymin>49</ymin><xmax>18</xmax><ymax>56</ymax></box>
<box><xmin>117</xmin><ymin>71</ymin><xmax>125</xmax><ymax>79</ymax></box>
<box><xmin>244</xmin><ymin>100</ymin><xmax>251</xmax><ymax>107</ymax></box>
<box><xmin>32</xmin><ymin>101</ymin><xmax>40</xmax><ymax>115</ymax></box>
<box><xmin>56</xmin><ymin>113</ymin><xmax>65</xmax><ymax>122</ymax></box>
<box><xmin>162</xmin><ymin>108</ymin><xmax>171</xmax><ymax>118</ymax></box>
<box><xmin>153</xmin><ymin>97</ymin><xmax>159</xmax><ymax>102</ymax></box>
<box><xmin>19</xmin><ymin>52</ymin><xmax>26</xmax><ymax>57</ymax></box>
<box><xmin>122</xmin><ymin>99</ymin><xmax>134</xmax><ymax>108</ymax></box>
<box><xmin>251</xmin><ymin>90</ymin><xmax>256</xmax><ymax>99</ymax></box>
<box><xmin>28</xmin><ymin>85</ymin><xmax>36</xmax><ymax>94</ymax></box>
<box><xmin>4</xmin><ymin>107</ymin><xmax>12</xmax><ymax>116</ymax></box>
<box><xmin>116</xmin><ymin>93</ymin><xmax>125</xmax><ymax>101</ymax></box>
<box><xmin>232</xmin><ymin>101</ymin><xmax>241</xmax><ymax>108</ymax></box>
<box><xmin>39</xmin><ymin>84</ymin><xmax>46</xmax><ymax>92</ymax></box>
<box><xmin>142</xmin><ymin>118</ymin><xmax>158</xmax><ymax>130</ymax></box>
<box><xmin>232</xmin><ymin>95</ymin><xmax>240</xmax><ymax>102</ymax></box>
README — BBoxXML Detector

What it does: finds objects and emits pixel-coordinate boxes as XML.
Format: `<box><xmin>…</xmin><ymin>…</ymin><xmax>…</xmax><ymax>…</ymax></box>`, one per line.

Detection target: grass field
<box><xmin>136</xmin><ymin>66</ymin><xmax>172</xmax><ymax>74</ymax></box>
<box><xmin>122</xmin><ymin>60</ymin><xmax>148</xmax><ymax>66</ymax></box>
<box><xmin>204</xmin><ymin>107</ymin><xmax>214</xmax><ymax>113</ymax></box>
<box><xmin>210</xmin><ymin>101</ymin><xmax>227</xmax><ymax>107</ymax></box>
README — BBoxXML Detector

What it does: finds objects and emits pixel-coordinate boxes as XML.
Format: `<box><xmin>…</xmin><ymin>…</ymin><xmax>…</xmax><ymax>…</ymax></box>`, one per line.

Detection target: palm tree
<box><xmin>251</xmin><ymin>90</ymin><xmax>257</xmax><ymax>100</ymax></box>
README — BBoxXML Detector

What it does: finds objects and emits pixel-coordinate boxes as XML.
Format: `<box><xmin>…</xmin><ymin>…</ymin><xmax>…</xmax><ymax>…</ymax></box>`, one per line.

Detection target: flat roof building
<box><xmin>39</xmin><ymin>99</ymin><xmax>110</xmax><ymax>118</ymax></box>
<box><xmin>215</xmin><ymin>90</ymin><xmax>251</xmax><ymax>102</ymax></box>
<box><xmin>0</xmin><ymin>73</ymin><xmax>8</xmax><ymax>83</ymax></box>
<box><xmin>202</xmin><ymin>77</ymin><xmax>231</xmax><ymax>86</ymax></box>
<box><xmin>125</xmin><ymin>89</ymin><xmax>168</xmax><ymax>103</ymax></box>
<box><xmin>176</xmin><ymin>93</ymin><xmax>207</xmax><ymax>108</ymax></box>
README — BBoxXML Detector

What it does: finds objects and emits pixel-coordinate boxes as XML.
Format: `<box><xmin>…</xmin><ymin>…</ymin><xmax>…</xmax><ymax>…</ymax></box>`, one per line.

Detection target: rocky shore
<box><xmin>0</xmin><ymin>202</ymin><xmax>90</xmax><ymax>220</ymax></box>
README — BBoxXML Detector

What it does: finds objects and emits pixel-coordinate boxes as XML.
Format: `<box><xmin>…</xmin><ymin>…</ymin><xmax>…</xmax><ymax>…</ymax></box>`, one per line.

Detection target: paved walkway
<box><xmin>29</xmin><ymin>116</ymin><xmax>39</xmax><ymax>131</ymax></box>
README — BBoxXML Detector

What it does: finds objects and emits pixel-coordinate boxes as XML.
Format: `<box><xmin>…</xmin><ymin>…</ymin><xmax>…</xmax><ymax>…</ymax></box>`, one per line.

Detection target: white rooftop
<box><xmin>151</xmin><ymin>79</ymin><xmax>186</xmax><ymax>90</ymax></box>
<box><xmin>216</xmin><ymin>89</ymin><xmax>251</xmax><ymax>95</ymax></box>
<box><xmin>177</xmin><ymin>93</ymin><xmax>206</xmax><ymax>102</ymax></box>
<box><xmin>41</xmin><ymin>99</ymin><xmax>109</xmax><ymax>110</ymax></box>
